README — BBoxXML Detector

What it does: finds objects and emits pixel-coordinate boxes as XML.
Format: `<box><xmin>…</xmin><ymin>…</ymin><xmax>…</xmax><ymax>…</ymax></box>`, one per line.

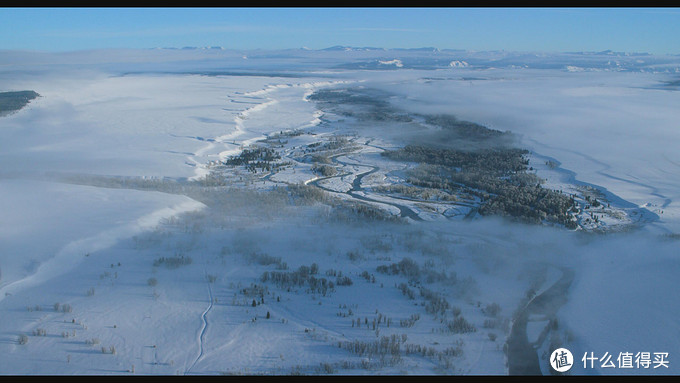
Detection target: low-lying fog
<box><xmin>0</xmin><ymin>48</ymin><xmax>678</xmax><ymax>375</ymax></box>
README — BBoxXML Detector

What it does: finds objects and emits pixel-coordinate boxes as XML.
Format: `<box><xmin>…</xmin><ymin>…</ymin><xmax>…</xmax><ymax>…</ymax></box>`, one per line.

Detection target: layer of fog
<box><xmin>297</xmin><ymin>66</ymin><xmax>680</xmax><ymax>373</ymax></box>
<box><xmin>208</xmin><ymin>189</ymin><xmax>680</xmax><ymax>373</ymax></box>
<box><xmin>130</xmin><ymin>190</ymin><xmax>680</xmax><ymax>374</ymax></box>
<box><xmin>331</xmin><ymin>69</ymin><xmax>680</xmax><ymax>235</ymax></box>
<box><xmin>1</xmin><ymin>73</ymin><xmax>269</xmax><ymax>179</ymax></box>
<box><xmin>1</xmin><ymin>49</ymin><xmax>679</xmax><ymax>374</ymax></box>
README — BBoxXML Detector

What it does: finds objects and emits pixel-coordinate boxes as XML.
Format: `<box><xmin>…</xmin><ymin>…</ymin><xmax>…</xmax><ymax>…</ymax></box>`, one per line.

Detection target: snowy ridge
<box><xmin>0</xmin><ymin>190</ymin><xmax>204</xmax><ymax>302</ymax></box>
<box><xmin>378</xmin><ymin>59</ymin><xmax>404</xmax><ymax>68</ymax></box>
<box><xmin>187</xmin><ymin>80</ymin><xmax>352</xmax><ymax>181</ymax></box>
<box><xmin>449</xmin><ymin>60</ymin><xmax>469</xmax><ymax>68</ymax></box>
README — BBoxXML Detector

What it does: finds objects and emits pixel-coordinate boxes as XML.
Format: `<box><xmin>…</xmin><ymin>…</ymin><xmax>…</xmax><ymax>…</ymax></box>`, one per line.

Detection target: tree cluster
<box><xmin>312</xmin><ymin>164</ymin><xmax>337</xmax><ymax>177</ymax></box>
<box><xmin>383</xmin><ymin>145</ymin><xmax>529</xmax><ymax>174</ymax></box>
<box><xmin>383</xmin><ymin>145</ymin><xmax>577</xmax><ymax>227</ymax></box>
<box><xmin>223</xmin><ymin>146</ymin><xmax>281</xmax><ymax>173</ymax></box>
<box><xmin>260</xmin><ymin>264</ymin><xmax>335</xmax><ymax>296</ymax></box>
<box><xmin>0</xmin><ymin>90</ymin><xmax>39</xmax><ymax>116</ymax></box>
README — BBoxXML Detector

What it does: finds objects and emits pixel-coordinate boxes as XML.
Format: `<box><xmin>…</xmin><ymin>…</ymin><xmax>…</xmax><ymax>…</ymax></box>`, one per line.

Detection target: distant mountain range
<box><xmin>155</xmin><ymin>45</ymin><xmax>662</xmax><ymax>56</ymax></box>
<box><xmin>3</xmin><ymin>46</ymin><xmax>678</xmax><ymax>76</ymax></box>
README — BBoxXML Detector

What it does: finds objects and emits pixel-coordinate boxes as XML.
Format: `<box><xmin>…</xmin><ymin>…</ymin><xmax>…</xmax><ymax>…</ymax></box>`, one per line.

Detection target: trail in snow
<box><xmin>186</xmin><ymin>275</ymin><xmax>214</xmax><ymax>375</ymax></box>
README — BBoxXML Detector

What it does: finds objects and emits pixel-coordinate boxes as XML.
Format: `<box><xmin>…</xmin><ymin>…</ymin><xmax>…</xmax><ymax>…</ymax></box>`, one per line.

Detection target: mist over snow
<box><xmin>0</xmin><ymin>47</ymin><xmax>679</xmax><ymax>375</ymax></box>
<box><xmin>354</xmin><ymin>69</ymin><xmax>680</xmax><ymax>234</ymax></box>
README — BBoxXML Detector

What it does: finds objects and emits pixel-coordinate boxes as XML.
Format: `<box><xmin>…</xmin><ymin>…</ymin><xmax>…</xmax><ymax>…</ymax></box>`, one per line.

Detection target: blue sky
<box><xmin>1</xmin><ymin>7</ymin><xmax>679</xmax><ymax>54</ymax></box>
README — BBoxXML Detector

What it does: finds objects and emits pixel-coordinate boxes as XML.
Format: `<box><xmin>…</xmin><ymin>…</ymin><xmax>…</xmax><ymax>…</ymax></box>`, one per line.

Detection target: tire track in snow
<box><xmin>186</xmin><ymin>274</ymin><xmax>214</xmax><ymax>375</ymax></box>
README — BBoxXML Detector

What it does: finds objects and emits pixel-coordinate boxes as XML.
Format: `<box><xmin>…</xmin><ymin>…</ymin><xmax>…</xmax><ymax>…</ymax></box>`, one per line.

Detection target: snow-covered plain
<box><xmin>1</xmin><ymin>48</ymin><xmax>679</xmax><ymax>375</ymax></box>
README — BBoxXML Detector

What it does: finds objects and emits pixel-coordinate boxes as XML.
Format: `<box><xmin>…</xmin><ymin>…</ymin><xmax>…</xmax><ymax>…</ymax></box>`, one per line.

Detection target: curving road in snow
<box><xmin>186</xmin><ymin>275</ymin><xmax>215</xmax><ymax>375</ymax></box>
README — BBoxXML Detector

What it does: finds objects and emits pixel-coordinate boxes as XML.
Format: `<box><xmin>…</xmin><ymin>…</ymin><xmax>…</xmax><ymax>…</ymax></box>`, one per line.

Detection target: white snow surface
<box><xmin>1</xmin><ymin>49</ymin><xmax>679</xmax><ymax>375</ymax></box>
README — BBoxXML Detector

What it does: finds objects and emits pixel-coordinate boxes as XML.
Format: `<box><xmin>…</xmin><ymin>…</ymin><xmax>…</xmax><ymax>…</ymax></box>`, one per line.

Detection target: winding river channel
<box><xmin>307</xmin><ymin>154</ymin><xmax>424</xmax><ymax>221</ymax></box>
<box><xmin>507</xmin><ymin>267</ymin><xmax>575</xmax><ymax>375</ymax></box>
